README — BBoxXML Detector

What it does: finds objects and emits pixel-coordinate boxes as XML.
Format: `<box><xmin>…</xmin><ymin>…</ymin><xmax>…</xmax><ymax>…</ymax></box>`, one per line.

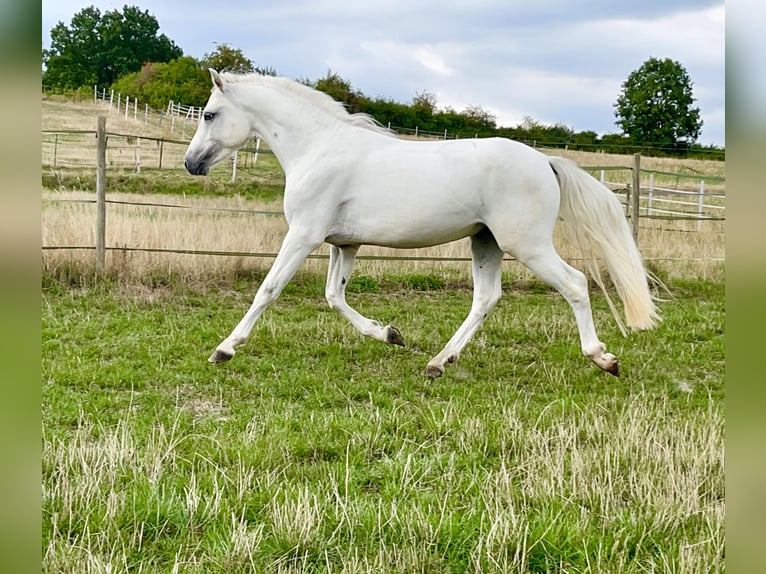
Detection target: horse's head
<box><xmin>184</xmin><ymin>69</ymin><xmax>254</xmax><ymax>176</ymax></box>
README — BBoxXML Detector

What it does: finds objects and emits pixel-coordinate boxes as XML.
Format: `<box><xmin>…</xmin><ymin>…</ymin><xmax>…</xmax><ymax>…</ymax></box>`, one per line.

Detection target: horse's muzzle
<box><xmin>184</xmin><ymin>157</ymin><xmax>209</xmax><ymax>176</ymax></box>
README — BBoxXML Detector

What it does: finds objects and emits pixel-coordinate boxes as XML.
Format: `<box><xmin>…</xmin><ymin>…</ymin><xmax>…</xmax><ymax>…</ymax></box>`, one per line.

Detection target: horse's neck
<box><xmin>239</xmin><ymin>82</ymin><xmax>339</xmax><ymax>173</ymax></box>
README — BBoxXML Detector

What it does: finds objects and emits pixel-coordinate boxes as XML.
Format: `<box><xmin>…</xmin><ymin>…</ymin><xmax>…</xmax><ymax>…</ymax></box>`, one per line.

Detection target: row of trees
<box><xmin>42</xmin><ymin>5</ymin><xmax>722</xmax><ymax>159</ymax></box>
<box><xmin>42</xmin><ymin>5</ymin><xmax>182</xmax><ymax>90</ymax></box>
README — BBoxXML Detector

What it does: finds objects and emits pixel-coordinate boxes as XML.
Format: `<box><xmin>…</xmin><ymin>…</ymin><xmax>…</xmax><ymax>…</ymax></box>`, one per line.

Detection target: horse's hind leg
<box><xmin>510</xmin><ymin>241</ymin><xmax>620</xmax><ymax>376</ymax></box>
<box><xmin>325</xmin><ymin>244</ymin><xmax>404</xmax><ymax>345</ymax></box>
<box><xmin>425</xmin><ymin>228</ymin><xmax>504</xmax><ymax>377</ymax></box>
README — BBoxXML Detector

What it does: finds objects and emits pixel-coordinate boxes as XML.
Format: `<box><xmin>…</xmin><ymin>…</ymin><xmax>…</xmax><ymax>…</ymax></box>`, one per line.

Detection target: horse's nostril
<box><xmin>184</xmin><ymin>158</ymin><xmax>203</xmax><ymax>175</ymax></box>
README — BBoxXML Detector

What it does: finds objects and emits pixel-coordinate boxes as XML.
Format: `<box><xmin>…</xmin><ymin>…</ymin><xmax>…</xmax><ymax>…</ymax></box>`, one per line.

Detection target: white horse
<box><xmin>185</xmin><ymin>69</ymin><xmax>660</xmax><ymax>377</ymax></box>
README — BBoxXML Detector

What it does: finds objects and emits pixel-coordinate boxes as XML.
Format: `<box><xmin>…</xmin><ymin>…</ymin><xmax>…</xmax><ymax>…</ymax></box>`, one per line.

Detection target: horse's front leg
<box><xmin>209</xmin><ymin>228</ymin><xmax>322</xmax><ymax>362</ymax></box>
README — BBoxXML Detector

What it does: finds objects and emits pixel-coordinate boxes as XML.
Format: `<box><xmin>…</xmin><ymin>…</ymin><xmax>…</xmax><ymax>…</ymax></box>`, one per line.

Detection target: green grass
<box><xmin>42</xmin><ymin>167</ymin><xmax>285</xmax><ymax>202</ymax></box>
<box><xmin>42</xmin><ymin>273</ymin><xmax>724</xmax><ymax>573</ymax></box>
<box><xmin>43</xmin><ymin>147</ymin><xmax>286</xmax><ymax>202</ymax></box>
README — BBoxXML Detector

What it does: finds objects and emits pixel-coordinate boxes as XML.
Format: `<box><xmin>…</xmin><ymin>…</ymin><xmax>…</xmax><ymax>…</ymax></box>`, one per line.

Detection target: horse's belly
<box><xmin>326</xmin><ymin>211</ymin><xmax>484</xmax><ymax>249</ymax></box>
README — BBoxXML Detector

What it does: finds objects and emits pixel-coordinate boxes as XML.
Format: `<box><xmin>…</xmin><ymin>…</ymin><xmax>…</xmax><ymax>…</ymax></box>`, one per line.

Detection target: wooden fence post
<box><xmin>96</xmin><ymin>116</ymin><xmax>107</xmax><ymax>273</ymax></box>
<box><xmin>632</xmin><ymin>153</ymin><xmax>641</xmax><ymax>242</ymax></box>
<box><xmin>134</xmin><ymin>138</ymin><xmax>141</xmax><ymax>173</ymax></box>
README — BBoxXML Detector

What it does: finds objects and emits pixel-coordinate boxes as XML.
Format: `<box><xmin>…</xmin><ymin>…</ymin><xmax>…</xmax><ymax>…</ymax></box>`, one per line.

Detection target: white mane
<box><xmin>218</xmin><ymin>72</ymin><xmax>396</xmax><ymax>137</ymax></box>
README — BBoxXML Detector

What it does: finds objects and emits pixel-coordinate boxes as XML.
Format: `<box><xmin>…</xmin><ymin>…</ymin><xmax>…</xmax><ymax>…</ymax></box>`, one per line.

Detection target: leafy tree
<box><xmin>314</xmin><ymin>70</ymin><xmax>364</xmax><ymax>113</ymax></box>
<box><xmin>363</xmin><ymin>97</ymin><xmax>416</xmax><ymax>130</ymax></box>
<box><xmin>455</xmin><ymin>105</ymin><xmax>495</xmax><ymax>137</ymax></box>
<box><xmin>200</xmin><ymin>44</ymin><xmax>277</xmax><ymax>76</ymax></box>
<box><xmin>201</xmin><ymin>44</ymin><xmax>255</xmax><ymax>74</ymax></box>
<box><xmin>43</xmin><ymin>5</ymin><xmax>182</xmax><ymax>90</ymax></box>
<box><xmin>42</xmin><ymin>6</ymin><xmax>102</xmax><ymax>89</ymax></box>
<box><xmin>412</xmin><ymin>90</ymin><xmax>438</xmax><ymax>115</ymax></box>
<box><xmin>110</xmin><ymin>57</ymin><xmax>210</xmax><ymax>109</ymax></box>
<box><xmin>614</xmin><ymin>57</ymin><xmax>702</xmax><ymax>149</ymax></box>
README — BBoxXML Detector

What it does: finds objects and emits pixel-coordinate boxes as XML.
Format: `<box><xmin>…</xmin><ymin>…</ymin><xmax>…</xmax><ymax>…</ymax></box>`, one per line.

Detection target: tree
<box><xmin>42</xmin><ymin>6</ymin><xmax>103</xmax><ymax>89</ymax></box>
<box><xmin>201</xmin><ymin>44</ymin><xmax>254</xmax><ymax>75</ymax></box>
<box><xmin>314</xmin><ymin>70</ymin><xmax>363</xmax><ymax>113</ymax></box>
<box><xmin>201</xmin><ymin>44</ymin><xmax>277</xmax><ymax>76</ymax></box>
<box><xmin>412</xmin><ymin>90</ymin><xmax>437</xmax><ymax>115</ymax></box>
<box><xmin>43</xmin><ymin>5</ymin><xmax>182</xmax><ymax>90</ymax></box>
<box><xmin>614</xmin><ymin>57</ymin><xmax>702</xmax><ymax>150</ymax></box>
<box><xmin>458</xmin><ymin>105</ymin><xmax>496</xmax><ymax>137</ymax></box>
<box><xmin>111</xmin><ymin>57</ymin><xmax>210</xmax><ymax>109</ymax></box>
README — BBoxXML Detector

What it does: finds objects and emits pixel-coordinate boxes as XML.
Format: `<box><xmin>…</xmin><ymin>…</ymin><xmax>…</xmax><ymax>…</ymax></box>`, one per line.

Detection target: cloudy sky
<box><xmin>42</xmin><ymin>1</ymin><xmax>725</xmax><ymax>146</ymax></box>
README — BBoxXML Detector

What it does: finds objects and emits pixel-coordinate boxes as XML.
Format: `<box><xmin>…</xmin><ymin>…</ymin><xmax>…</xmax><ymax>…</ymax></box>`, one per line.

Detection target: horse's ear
<box><xmin>209</xmin><ymin>69</ymin><xmax>224</xmax><ymax>92</ymax></box>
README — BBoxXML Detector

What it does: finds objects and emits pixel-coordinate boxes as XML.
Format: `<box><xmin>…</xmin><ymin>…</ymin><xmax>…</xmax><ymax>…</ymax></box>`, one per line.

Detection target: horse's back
<box><xmin>342</xmin><ymin>135</ymin><xmax>552</xmax><ymax>190</ymax></box>
<box><xmin>353</xmin><ymin>135</ymin><xmax>559</xmax><ymax>212</ymax></box>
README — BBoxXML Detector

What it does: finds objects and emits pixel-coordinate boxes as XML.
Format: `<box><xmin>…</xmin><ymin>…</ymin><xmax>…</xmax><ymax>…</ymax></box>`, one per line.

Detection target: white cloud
<box><xmin>42</xmin><ymin>0</ymin><xmax>726</xmax><ymax>144</ymax></box>
<box><xmin>414</xmin><ymin>47</ymin><xmax>458</xmax><ymax>77</ymax></box>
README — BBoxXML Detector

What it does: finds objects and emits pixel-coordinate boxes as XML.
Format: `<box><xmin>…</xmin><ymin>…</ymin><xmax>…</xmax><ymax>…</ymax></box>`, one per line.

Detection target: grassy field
<box><xmin>42</xmin><ymin>96</ymin><xmax>725</xmax><ymax>572</ymax></box>
<box><xmin>42</xmin><ymin>274</ymin><xmax>724</xmax><ymax>573</ymax></box>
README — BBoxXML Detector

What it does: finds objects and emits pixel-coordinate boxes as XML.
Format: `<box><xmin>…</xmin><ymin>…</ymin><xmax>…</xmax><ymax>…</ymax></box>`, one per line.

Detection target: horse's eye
<box><xmin>203</xmin><ymin>112</ymin><xmax>216</xmax><ymax>121</ymax></box>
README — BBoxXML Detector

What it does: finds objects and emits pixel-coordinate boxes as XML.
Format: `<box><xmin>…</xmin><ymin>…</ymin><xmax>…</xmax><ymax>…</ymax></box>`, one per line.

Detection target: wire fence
<box><xmin>41</xmin><ymin>115</ymin><xmax>725</xmax><ymax>272</ymax></box>
<box><xmin>41</xmin><ymin>130</ymin><xmax>269</xmax><ymax>184</ymax></box>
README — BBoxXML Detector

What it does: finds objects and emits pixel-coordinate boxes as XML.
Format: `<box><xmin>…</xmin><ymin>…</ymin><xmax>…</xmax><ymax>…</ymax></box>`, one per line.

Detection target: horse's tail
<box><xmin>549</xmin><ymin>156</ymin><xmax>661</xmax><ymax>334</ymax></box>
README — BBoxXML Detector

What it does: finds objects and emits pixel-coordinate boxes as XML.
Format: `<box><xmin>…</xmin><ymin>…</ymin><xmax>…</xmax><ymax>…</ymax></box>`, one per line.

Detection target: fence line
<box><xmin>43</xmin><ymin>116</ymin><xmax>725</xmax><ymax>272</ymax></box>
<box><xmin>94</xmin><ymin>86</ymin><xmax>204</xmax><ymax>138</ymax></box>
<box><xmin>43</xmin><ymin>197</ymin><xmax>284</xmax><ymax>217</ymax></box>
<box><xmin>41</xmin><ymin>128</ymin><xmax>267</xmax><ymax>179</ymax></box>
<box><xmin>584</xmin><ymin>161</ymin><xmax>725</xmax><ymax>231</ymax></box>
<box><xmin>40</xmin><ymin>245</ymin><xmax>725</xmax><ymax>264</ymax></box>
<box><xmin>41</xmin><ymin>128</ymin><xmax>725</xmax><ymax>225</ymax></box>
<box><xmin>43</xmin><ymin>194</ymin><xmax>723</xmax><ymax>225</ymax></box>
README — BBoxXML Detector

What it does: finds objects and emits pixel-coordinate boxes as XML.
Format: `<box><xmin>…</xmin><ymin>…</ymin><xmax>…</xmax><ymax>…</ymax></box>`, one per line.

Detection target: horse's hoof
<box><xmin>604</xmin><ymin>356</ymin><xmax>620</xmax><ymax>377</ymax></box>
<box><xmin>386</xmin><ymin>326</ymin><xmax>405</xmax><ymax>346</ymax></box>
<box><xmin>424</xmin><ymin>363</ymin><xmax>444</xmax><ymax>378</ymax></box>
<box><xmin>209</xmin><ymin>349</ymin><xmax>234</xmax><ymax>363</ymax></box>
